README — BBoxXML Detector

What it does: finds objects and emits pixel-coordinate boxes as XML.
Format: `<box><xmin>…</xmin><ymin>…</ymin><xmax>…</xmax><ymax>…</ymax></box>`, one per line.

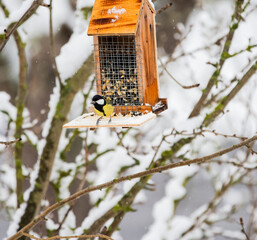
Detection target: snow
<box><xmin>68</xmin><ymin>75</ymin><xmax>95</xmax><ymax>121</ymax></box>
<box><xmin>77</xmin><ymin>0</ymin><xmax>95</xmax><ymax>9</ymax></box>
<box><xmin>23</xmin><ymin>129</ymin><xmax>38</xmax><ymax>146</ymax></box>
<box><xmin>0</xmin><ymin>164</ymin><xmax>16</xmax><ymax>193</ymax></box>
<box><xmin>1</xmin><ymin>0</ymin><xmax>75</xmax><ymax>39</ymax></box>
<box><xmin>76</xmin><ymin>195</ymin><xmax>123</xmax><ymax>233</ymax></box>
<box><xmin>111</xmin><ymin>15</ymin><xmax>119</xmax><ymax>23</ymax></box>
<box><xmin>59</xmin><ymin>208</ymin><xmax>76</xmax><ymax>236</ymax></box>
<box><xmin>107</xmin><ymin>6</ymin><xmax>126</xmax><ymax>15</ymax></box>
<box><xmin>142</xmin><ymin>166</ymin><xmax>198</xmax><ymax>240</ymax></box>
<box><xmin>168</xmin><ymin>216</ymin><xmax>194</xmax><ymax>239</ymax></box>
<box><xmin>147</xmin><ymin>0</ymin><xmax>155</xmax><ymax>10</ymax></box>
<box><xmin>46</xmin><ymin>218</ymin><xmax>59</xmax><ymax>231</ymax></box>
<box><xmin>0</xmin><ymin>0</ymin><xmax>76</xmax><ymax>84</ymax></box>
<box><xmin>63</xmin><ymin>112</ymin><xmax>156</xmax><ymax>128</ymax></box>
<box><xmin>42</xmin><ymin>80</ymin><xmax>60</xmax><ymax>138</ymax></box>
<box><xmin>0</xmin><ymin>26</ymin><xmax>5</xmax><ymax>34</ymax></box>
<box><xmin>0</xmin><ymin>92</ymin><xmax>16</xmax><ymax>121</ymax></box>
<box><xmin>6</xmin><ymin>203</ymin><xmax>27</xmax><ymax>239</ymax></box>
<box><xmin>223</xmin><ymin>187</ymin><xmax>247</xmax><ymax>206</ymax></box>
<box><xmin>151</xmin><ymin>101</ymin><xmax>164</xmax><ymax>112</ymax></box>
<box><xmin>55</xmin><ymin>7</ymin><xmax>93</xmax><ymax>81</ymax></box>
<box><xmin>106</xmin><ymin>6</ymin><xmax>126</xmax><ymax>23</ymax></box>
<box><xmin>1</xmin><ymin>0</ymin><xmax>34</xmax><ymax>27</ymax></box>
<box><xmin>88</xmin><ymin>146</ymin><xmax>140</xmax><ymax>202</ymax></box>
<box><xmin>56</xmin><ymin>31</ymin><xmax>93</xmax><ymax>81</ymax></box>
<box><xmin>1</xmin><ymin>0</ymin><xmax>257</xmax><ymax>239</ymax></box>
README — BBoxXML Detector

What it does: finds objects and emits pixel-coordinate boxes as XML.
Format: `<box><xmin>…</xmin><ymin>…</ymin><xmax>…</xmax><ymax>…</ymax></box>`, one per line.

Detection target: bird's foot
<box><xmin>108</xmin><ymin>116</ymin><xmax>112</xmax><ymax>124</ymax></box>
<box><xmin>96</xmin><ymin>116</ymin><xmax>103</xmax><ymax>125</ymax></box>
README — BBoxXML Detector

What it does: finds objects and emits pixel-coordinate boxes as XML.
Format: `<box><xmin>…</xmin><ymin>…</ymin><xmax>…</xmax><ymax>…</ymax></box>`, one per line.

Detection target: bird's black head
<box><xmin>91</xmin><ymin>95</ymin><xmax>105</xmax><ymax>106</ymax></box>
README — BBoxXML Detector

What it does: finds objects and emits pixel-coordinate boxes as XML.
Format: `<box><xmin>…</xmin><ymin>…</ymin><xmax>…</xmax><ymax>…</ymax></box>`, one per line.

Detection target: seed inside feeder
<box><xmin>95</xmin><ymin>36</ymin><xmax>143</xmax><ymax>110</ymax></box>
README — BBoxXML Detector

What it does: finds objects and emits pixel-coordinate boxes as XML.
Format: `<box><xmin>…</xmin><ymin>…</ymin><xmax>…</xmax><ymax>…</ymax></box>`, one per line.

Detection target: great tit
<box><xmin>91</xmin><ymin>95</ymin><xmax>114</xmax><ymax>125</ymax></box>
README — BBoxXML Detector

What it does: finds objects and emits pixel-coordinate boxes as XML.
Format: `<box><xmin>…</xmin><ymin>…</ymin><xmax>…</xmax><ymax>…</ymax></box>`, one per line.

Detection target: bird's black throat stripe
<box><xmin>95</xmin><ymin>103</ymin><xmax>106</xmax><ymax>116</ymax></box>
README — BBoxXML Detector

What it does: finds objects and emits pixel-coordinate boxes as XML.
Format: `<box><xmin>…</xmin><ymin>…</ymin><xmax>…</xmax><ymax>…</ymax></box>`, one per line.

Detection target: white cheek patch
<box><xmin>96</xmin><ymin>99</ymin><xmax>105</xmax><ymax>105</ymax></box>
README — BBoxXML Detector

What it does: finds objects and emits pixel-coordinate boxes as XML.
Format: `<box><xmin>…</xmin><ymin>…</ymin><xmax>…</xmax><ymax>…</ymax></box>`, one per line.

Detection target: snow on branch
<box><xmin>9</xmin><ymin>134</ymin><xmax>257</xmax><ymax>240</ymax></box>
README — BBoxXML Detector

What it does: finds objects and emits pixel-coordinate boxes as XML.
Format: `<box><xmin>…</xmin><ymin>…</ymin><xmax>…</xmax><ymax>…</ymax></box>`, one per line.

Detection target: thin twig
<box><xmin>245</xmin><ymin>144</ymin><xmax>257</xmax><ymax>155</ymax></box>
<box><xmin>159</xmin><ymin>25</ymin><xmax>193</xmax><ymax>76</ymax></box>
<box><xmin>55</xmin><ymin>129</ymin><xmax>89</xmax><ymax>232</ymax></box>
<box><xmin>159</xmin><ymin>34</ymin><xmax>226</xmax><ymax>77</ymax></box>
<box><xmin>0</xmin><ymin>0</ymin><xmax>44</xmax><ymax>52</ymax></box>
<box><xmin>156</xmin><ymin>1</ymin><xmax>173</xmax><ymax>14</ymax></box>
<box><xmin>8</xmin><ymin>134</ymin><xmax>257</xmax><ymax>240</ymax></box>
<box><xmin>1</xmin><ymin>0</ymin><xmax>30</xmax><ymax>207</ymax></box>
<box><xmin>181</xmin><ymin>144</ymin><xmax>253</xmax><ymax>238</ymax></box>
<box><xmin>49</xmin><ymin>0</ymin><xmax>63</xmax><ymax>87</ymax></box>
<box><xmin>40</xmin><ymin>3</ymin><xmax>50</xmax><ymax>8</ymax></box>
<box><xmin>240</xmin><ymin>217</ymin><xmax>250</xmax><ymax>240</ymax></box>
<box><xmin>247</xmin><ymin>172</ymin><xmax>257</xmax><ymax>236</ymax></box>
<box><xmin>103</xmin><ymin>133</ymin><xmax>167</xmax><ymax>236</ymax></box>
<box><xmin>189</xmin><ymin>0</ymin><xmax>245</xmax><ymax>118</ymax></box>
<box><xmin>202</xmin><ymin>59</ymin><xmax>257</xmax><ymax>127</ymax></box>
<box><xmin>115</xmin><ymin>128</ymin><xmax>133</xmax><ymax>157</ymax></box>
<box><xmin>13</xmin><ymin>30</ymin><xmax>28</xmax><ymax>207</ymax></box>
<box><xmin>22</xmin><ymin>232</ymin><xmax>113</xmax><ymax>240</ymax></box>
<box><xmin>203</xmin><ymin>159</ymin><xmax>257</xmax><ymax>170</ymax></box>
<box><xmin>18</xmin><ymin>53</ymin><xmax>94</xmax><ymax>233</ymax></box>
<box><xmin>148</xmin><ymin>134</ymin><xmax>167</xmax><ymax>167</ymax></box>
<box><xmin>0</xmin><ymin>138</ymin><xmax>22</xmax><ymax>146</ymax></box>
<box><xmin>53</xmin><ymin>80</ymin><xmax>94</xmax><ymax>233</ymax></box>
<box><xmin>202</xmin><ymin>80</ymin><xmax>235</xmax><ymax>108</ymax></box>
<box><xmin>169</xmin><ymin>128</ymin><xmax>249</xmax><ymax>140</ymax></box>
<box><xmin>182</xmin><ymin>153</ymin><xmax>250</xmax><ymax>238</ymax></box>
<box><xmin>159</xmin><ymin>58</ymin><xmax>200</xmax><ymax>89</ymax></box>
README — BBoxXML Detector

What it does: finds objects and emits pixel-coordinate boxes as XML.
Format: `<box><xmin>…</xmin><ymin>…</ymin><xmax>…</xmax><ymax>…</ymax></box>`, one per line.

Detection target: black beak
<box><xmin>91</xmin><ymin>101</ymin><xmax>95</xmax><ymax>104</ymax></box>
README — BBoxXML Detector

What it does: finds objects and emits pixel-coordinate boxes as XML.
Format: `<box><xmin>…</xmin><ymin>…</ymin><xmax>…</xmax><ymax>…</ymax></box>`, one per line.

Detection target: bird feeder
<box><xmin>63</xmin><ymin>0</ymin><xmax>167</xmax><ymax>129</ymax></box>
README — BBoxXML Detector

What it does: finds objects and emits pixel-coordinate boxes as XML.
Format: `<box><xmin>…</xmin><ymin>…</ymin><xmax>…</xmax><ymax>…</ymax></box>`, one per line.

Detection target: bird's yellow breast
<box><xmin>94</xmin><ymin>104</ymin><xmax>114</xmax><ymax>117</ymax></box>
<box><xmin>103</xmin><ymin>104</ymin><xmax>114</xmax><ymax>116</ymax></box>
<box><xmin>94</xmin><ymin>108</ymin><xmax>104</xmax><ymax>117</ymax></box>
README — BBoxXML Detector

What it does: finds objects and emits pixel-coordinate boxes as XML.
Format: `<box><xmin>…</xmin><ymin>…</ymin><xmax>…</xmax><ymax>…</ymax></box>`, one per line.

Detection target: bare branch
<box><xmin>0</xmin><ymin>138</ymin><xmax>22</xmax><ymax>146</ymax></box>
<box><xmin>189</xmin><ymin>0</ymin><xmax>245</xmax><ymax>118</ymax></box>
<box><xmin>181</xmin><ymin>144</ymin><xmax>254</xmax><ymax>238</ymax></box>
<box><xmin>240</xmin><ymin>217</ymin><xmax>250</xmax><ymax>240</ymax></box>
<box><xmin>8</xmin><ymin>134</ymin><xmax>257</xmax><ymax>240</ymax></box>
<box><xmin>55</xmin><ymin>129</ymin><xmax>90</xmax><ymax>233</ymax></box>
<box><xmin>169</xmin><ymin>128</ymin><xmax>249</xmax><ymax>141</ymax></box>
<box><xmin>13</xmin><ymin>30</ymin><xmax>28</xmax><ymax>207</ymax></box>
<box><xmin>248</xmin><ymin>174</ymin><xmax>257</xmax><ymax>236</ymax></box>
<box><xmin>0</xmin><ymin>0</ymin><xmax>28</xmax><ymax>207</ymax></box>
<box><xmin>156</xmin><ymin>1</ymin><xmax>172</xmax><ymax>15</ymax></box>
<box><xmin>202</xmin><ymin>59</ymin><xmax>257</xmax><ymax>127</ymax></box>
<box><xmin>181</xmin><ymin>166</ymin><xmax>249</xmax><ymax>238</ymax></box>
<box><xmin>159</xmin><ymin>58</ymin><xmax>200</xmax><ymax>89</ymax></box>
<box><xmin>39</xmin><ymin>3</ymin><xmax>51</xmax><ymax>8</ymax></box>
<box><xmin>18</xmin><ymin>54</ymin><xmax>94</xmax><ymax>233</ymax></box>
<box><xmin>0</xmin><ymin>0</ymin><xmax>45</xmax><ymax>52</ymax></box>
<box><xmin>22</xmin><ymin>232</ymin><xmax>113</xmax><ymax>240</ymax></box>
<box><xmin>203</xmin><ymin>159</ymin><xmax>257</xmax><ymax>170</ymax></box>
<box><xmin>49</xmin><ymin>0</ymin><xmax>63</xmax><ymax>87</ymax></box>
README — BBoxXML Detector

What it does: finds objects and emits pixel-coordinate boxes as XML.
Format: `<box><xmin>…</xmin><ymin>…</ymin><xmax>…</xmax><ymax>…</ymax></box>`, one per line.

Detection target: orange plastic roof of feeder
<box><xmin>88</xmin><ymin>0</ymin><xmax>155</xmax><ymax>36</ymax></box>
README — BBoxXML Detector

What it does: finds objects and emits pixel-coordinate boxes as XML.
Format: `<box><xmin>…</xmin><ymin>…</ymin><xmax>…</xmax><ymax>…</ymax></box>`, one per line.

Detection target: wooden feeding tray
<box><xmin>63</xmin><ymin>112</ymin><xmax>156</xmax><ymax>129</ymax></box>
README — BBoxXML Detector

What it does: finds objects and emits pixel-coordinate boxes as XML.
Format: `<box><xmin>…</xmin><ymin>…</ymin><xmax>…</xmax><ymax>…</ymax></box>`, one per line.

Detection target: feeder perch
<box><xmin>63</xmin><ymin>0</ymin><xmax>167</xmax><ymax>129</ymax></box>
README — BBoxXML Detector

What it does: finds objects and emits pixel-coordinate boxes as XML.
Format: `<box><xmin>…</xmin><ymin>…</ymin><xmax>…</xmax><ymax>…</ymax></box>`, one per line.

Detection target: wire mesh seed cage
<box><xmin>95</xmin><ymin>36</ymin><xmax>144</xmax><ymax>115</ymax></box>
<box><xmin>63</xmin><ymin>0</ymin><xmax>167</xmax><ymax>129</ymax></box>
